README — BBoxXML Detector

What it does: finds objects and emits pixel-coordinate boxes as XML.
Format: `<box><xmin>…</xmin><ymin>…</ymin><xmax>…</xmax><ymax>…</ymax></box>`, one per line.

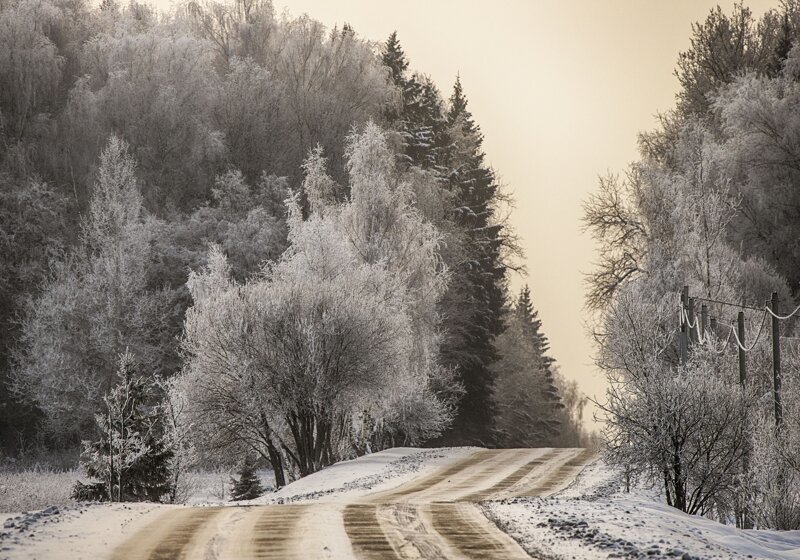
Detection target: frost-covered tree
<box><xmin>493</xmin><ymin>286</ymin><xmax>584</xmax><ymax>447</ymax></box>
<box><xmin>596</xmin><ymin>281</ymin><xmax>755</xmax><ymax>516</ymax></box>
<box><xmin>229</xmin><ymin>454</ymin><xmax>264</xmax><ymax>501</ymax></box>
<box><xmin>14</xmin><ymin>136</ymin><xmax>164</xmax><ymax>440</ymax></box>
<box><xmin>216</xmin><ymin>58</ymin><xmax>284</xmax><ymax>181</ymax></box>
<box><xmin>674</xmin><ymin>4</ymin><xmax>786</xmax><ymax>118</ymax></box>
<box><xmin>381</xmin><ymin>33</ymin><xmax>448</xmax><ymax>171</ymax></box>
<box><xmin>337</xmin><ymin>123</ymin><xmax>457</xmax><ymax>446</ymax></box>
<box><xmin>156</xmin><ymin>375</ymin><xmax>198</xmax><ymax>504</ymax></box>
<box><xmin>434</xmin><ymin>77</ymin><xmax>508</xmax><ymax>445</ymax></box>
<box><xmin>65</xmin><ymin>16</ymin><xmax>224</xmax><ymax>208</ymax></box>
<box><xmin>178</xmin><ymin>124</ymin><xmax>454</xmax><ymax>483</ymax></box>
<box><xmin>0</xmin><ymin>176</ymin><xmax>71</xmax><ymax>449</ymax></box>
<box><xmin>586</xmin><ymin>114</ymin><xmax>791</xmax><ymax>519</ymax></box>
<box><xmin>183</xmin><ymin>0</ymin><xmax>277</xmax><ymax>67</ymax></box>
<box><xmin>77</xmin><ymin>351</ymin><xmax>173</xmax><ymax>502</ymax></box>
<box><xmin>711</xmin><ymin>46</ymin><xmax>800</xmax><ymax>292</ymax></box>
<box><xmin>381</xmin><ymin>37</ymin><xmax>513</xmax><ymax>445</ymax></box>
<box><xmin>0</xmin><ymin>0</ymin><xmax>64</xmax><ymax>141</ymax></box>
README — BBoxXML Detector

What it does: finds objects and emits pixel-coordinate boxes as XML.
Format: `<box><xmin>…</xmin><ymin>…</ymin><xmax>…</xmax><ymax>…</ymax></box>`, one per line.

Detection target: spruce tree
<box><xmin>382</xmin><ymin>31</ymin><xmax>408</xmax><ymax>90</ymax></box>
<box><xmin>379</xmin><ymin>38</ymin><xmax>509</xmax><ymax>446</ymax></box>
<box><xmin>381</xmin><ymin>33</ymin><xmax>449</xmax><ymax>170</ymax></box>
<box><xmin>516</xmin><ymin>286</ymin><xmax>563</xmax><ymax>420</ymax></box>
<box><xmin>230</xmin><ymin>454</ymin><xmax>265</xmax><ymax>501</ymax></box>
<box><xmin>77</xmin><ymin>351</ymin><xmax>173</xmax><ymax>502</ymax></box>
<box><xmin>437</xmin><ymin>78</ymin><xmax>507</xmax><ymax>445</ymax></box>
<box><xmin>516</xmin><ymin>285</ymin><xmax>554</xmax><ymax>372</ymax></box>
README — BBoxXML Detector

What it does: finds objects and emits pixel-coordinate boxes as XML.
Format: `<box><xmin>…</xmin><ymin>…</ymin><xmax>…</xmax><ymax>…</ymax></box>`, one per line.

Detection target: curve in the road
<box><xmin>461</xmin><ymin>448</ymin><xmax>560</xmax><ymax>502</ymax></box>
<box><xmin>519</xmin><ymin>448</ymin><xmax>596</xmax><ymax>497</ymax></box>
<box><xmin>108</xmin><ymin>448</ymin><xmax>595</xmax><ymax>560</ymax></box>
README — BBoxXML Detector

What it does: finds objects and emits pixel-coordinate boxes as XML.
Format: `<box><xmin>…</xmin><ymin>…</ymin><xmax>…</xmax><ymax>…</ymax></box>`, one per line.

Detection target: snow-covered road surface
<box><xmin>1</xmin><ymin>447</ymin><xmax>593</xmax><ymax>559</ymax></box>
<box><xmin>11</xmin><ymin>447</ymin><xmax>800</xmax><ymax>558</ymax></box>
<box><xmin>111</xmin><ymin>447</ymin><xmax>593</xmax><ymax>559</ymax></box>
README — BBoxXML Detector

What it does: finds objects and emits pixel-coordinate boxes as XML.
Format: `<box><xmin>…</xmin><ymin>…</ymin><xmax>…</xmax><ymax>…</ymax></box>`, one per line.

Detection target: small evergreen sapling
<box><xmin>229</xmin><ymin>454</ymin><xmax>264</xmax><ymax>501</ymax></box>
<box><xmin>74</xmin><ymin>351</ymin><xmax>173</xmax><ymax>502</ymax></box>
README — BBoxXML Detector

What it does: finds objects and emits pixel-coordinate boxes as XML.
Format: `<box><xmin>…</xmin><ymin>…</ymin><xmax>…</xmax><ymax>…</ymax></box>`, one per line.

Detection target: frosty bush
<box><xmin>604</xmin><ymin>352</ymin><xmax>752</xmax><ymax>515</ymax></box>
<box><xmin>177</xmin><ymin>124</ymin><xmax>456</xmax><ymax>485</ymax></box>
<box><xmin>597</xmin><ymin>281</ymin><xmax>755</xmax><ymax>516</ymax></box>
<box><xmin>747</xmin><ymin>376</ymin><xmax>800</xmax><ymax>530</ymax></box>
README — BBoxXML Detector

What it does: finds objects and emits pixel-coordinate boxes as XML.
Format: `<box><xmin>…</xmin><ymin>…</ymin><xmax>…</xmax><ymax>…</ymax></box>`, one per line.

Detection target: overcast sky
<box><xmin>156</xmin><ymin>0</ymin><xmax>779</xmax><ymax>426</ymax></box>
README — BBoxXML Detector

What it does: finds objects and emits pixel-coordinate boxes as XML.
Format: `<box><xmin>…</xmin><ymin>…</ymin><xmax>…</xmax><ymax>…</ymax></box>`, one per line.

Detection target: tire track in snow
<box><xmin>363</xmin><ymin>449</ymin><xmax>498</xmax><ymax>504</ymax></box>
<box><xmin>108</xmin><ymin>448</ymin><xmax>594</xmax><ymax>559</ymax></box>
<box><xmin>519</xmin><ymin>448</ymin><xmax>596</xmax><ymax>497</ymax></box>
<box><xmin>110</xmin><ymin>506</ymin><xmax>223</xmax><ymax>560</ymax></box>
<box><xmin>234</xmin><ymin>504</ymin><xmax>309</xmax><ymax>559</ymax></box>
<box><xmin>343</xmin><ymin>504</ymin><xmax>401</xmax><ymax>559</ymax></box>
<box><xmin>428</xmin><ymin>502</ymin><xmax>532</xmax><ymax>560</ymax></box>
<box><xmin>461</xmin><ymin>448</ymin><xmax>560</xmax><ymax>502</ymax></box>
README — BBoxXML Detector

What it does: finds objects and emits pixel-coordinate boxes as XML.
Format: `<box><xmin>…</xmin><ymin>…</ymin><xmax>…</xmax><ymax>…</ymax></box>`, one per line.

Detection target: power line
<box><xmin>719</xmin><ymin>311</ymin><xmax>768</xmax><ymax>353</ymax></box>
<box><xmin>766</xmin><ymin>302</ymin><xmax>800</xmax><ymax>321</ymax></box>
<box><xmin>690</xmin><ymin>295</ymin><xmax>800</xmax><ymax>321</ymax></box>
<box><xmin>692</xmin><ymin>296</ymin><xmax>766</xmax><ymax>312</ymax></box>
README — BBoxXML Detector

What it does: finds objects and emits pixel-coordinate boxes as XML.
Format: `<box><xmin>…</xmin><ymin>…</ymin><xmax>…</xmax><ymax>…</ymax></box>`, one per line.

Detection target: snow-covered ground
<box><xmin>1</xmin><ymin>502</ymin><xmax>163</xmax><ymax>559</ymax></box>
<box><xmin>484</xmin><ymin>459</ymin><xmax>800</xmax><ymax>560</ymax></box>
<box><xmin>0</xmin><ymin>447</ymin><xmax>474</xmax><ymax>559</ymax></box>
<box><xmin>256</xmin><ymin>446</ymin><xmax>477</xmax><ymax>504</ymax></box>
<box><xmin>3</xmin><ymin>448</ymin><xmax>800</xmax><ymax>559</ymax></box>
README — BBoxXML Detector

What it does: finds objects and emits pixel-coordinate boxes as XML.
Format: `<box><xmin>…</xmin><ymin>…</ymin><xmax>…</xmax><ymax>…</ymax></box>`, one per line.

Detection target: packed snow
<box><xmin>258</xmin><ymin>446</ymin><xmax>478</xmax><ymax>504</ymax></box>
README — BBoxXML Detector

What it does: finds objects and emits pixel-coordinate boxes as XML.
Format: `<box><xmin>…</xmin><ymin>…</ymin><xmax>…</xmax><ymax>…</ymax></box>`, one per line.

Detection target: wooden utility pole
<box><xmin>737</xmin><ymin>311</ymin><xmax>746</xmax><ymax>387</ymax></box>
<box><xmin>771</xmin><ymin>292</ymin><xmax>783</xmax><ymax>426</ymax></box>
<box><xmin>701</xmin><ymin>304</ymin><xmax>708</xmax><ymax>341</ymax></box>
<box><xmin>688</xmin><ymin>295</ymin><xmax>696</xmax><ymax>347</ymax></box>
<box><xmin>680</xmin><ymin>286</ymin><xmax>689</xmax><ymax>365</ymax></box>
<box><xmin>738</xmin><ymin>308</ymin><xmax>751</xmax><ymax>529</ymax></box>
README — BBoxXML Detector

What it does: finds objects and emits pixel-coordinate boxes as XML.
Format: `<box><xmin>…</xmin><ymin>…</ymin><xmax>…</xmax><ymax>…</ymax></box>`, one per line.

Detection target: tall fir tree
<box><xmin>436</xmin><ymin>77</ymin><xmax>508</xmax><ymax>445</ymax></box>
<box><xmin>380</xmin><ymin>36</ymin><xmax>508</xmax><ymax>445</ymax></box>
<box><xmin>492</xmin><ymin>287</ymin><xmax>564</xmax><ymax>446</ymax></box>
<box><xmin>382</xmin><ymin>32</ymin><xmax>408</xmax><ymax>95</ymax></box>
<box><xmin>516</xmin><ymin>285</ymin><xmax>554</xmax><ymax>371</ymax></box>
<box><xmin>381</xmin><ymin>33</ymin><xmax>449</xmax><ymax>170</ymax></box>
<box><xmin>515</xmin><ymin>285</ymin><xmax>562</xmax><ymax>414</ymax></box>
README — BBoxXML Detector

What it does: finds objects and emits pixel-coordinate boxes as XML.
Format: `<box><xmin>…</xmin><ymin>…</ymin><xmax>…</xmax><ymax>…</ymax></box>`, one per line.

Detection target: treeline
<box><xmin>586</xmin><ymin>3</ymin><xmax>800</xmax><ymax>529</ymax></box>
<box><xmin>0</xmin><ymin>0</ymin><xmax>584</xmax><ymax>484</ymax></box>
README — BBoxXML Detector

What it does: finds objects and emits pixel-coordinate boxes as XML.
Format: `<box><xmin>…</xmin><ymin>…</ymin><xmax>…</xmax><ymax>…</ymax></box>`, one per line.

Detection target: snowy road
<box><xmin>108</xmin><ymin>448</ymin><xmax>594</xmax><ymax>560</ymax></box>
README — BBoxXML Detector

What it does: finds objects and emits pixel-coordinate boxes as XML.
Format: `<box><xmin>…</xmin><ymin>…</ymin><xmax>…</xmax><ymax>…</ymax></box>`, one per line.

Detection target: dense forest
<box><xmin>0</xmin><ymin>0</ymin><xmax>585</xmax><ymax>494</ymax></box>
<box><xmin>586</xmin><ymin>2</ymin><xmax>800</xmax><ymax>529</ymax></box>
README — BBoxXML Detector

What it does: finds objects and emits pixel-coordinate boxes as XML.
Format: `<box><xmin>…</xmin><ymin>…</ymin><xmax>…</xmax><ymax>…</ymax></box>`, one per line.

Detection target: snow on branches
<box><xmin>176</xmin><ymin>124</ymin><xmax>456</xmax><ymax>484</ymax></box>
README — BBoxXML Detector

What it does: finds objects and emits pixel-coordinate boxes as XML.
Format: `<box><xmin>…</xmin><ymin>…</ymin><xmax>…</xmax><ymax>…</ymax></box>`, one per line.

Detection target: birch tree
<box><xmin>15</xmin><ymin>136</ymin><xmax>162</xmax><ymax>440</ymax></box>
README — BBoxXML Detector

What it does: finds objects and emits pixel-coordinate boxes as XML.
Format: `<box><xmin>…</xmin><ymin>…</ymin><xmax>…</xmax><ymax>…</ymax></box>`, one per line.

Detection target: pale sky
<box><xmin>160</xmin><ymin>0</ymin><xmax>778</xmax><ymax>426</ymax></box>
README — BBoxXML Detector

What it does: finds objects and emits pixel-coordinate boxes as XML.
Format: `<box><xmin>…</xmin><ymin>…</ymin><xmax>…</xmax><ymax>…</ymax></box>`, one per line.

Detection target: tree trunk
<box><xmin>672</xmin><ymin>443</ymin><xmax>686</xmax><ymax>512</ymax></box>
<box><xmin>267</xmin><ymin>440</ymin><xmax>286</xmax><ymax>489</ymax></box>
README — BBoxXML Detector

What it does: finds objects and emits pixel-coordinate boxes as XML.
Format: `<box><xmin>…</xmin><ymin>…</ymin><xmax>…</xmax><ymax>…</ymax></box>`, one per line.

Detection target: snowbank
<box><xmin>484</xmin><ymin>460</ymin><xmax>800</xmax><ymax>560</ymax></box>
<box><xmin>253</xmin><ymin>446</ymin><xmax>478</xmax><ymax>504</ymax></box>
